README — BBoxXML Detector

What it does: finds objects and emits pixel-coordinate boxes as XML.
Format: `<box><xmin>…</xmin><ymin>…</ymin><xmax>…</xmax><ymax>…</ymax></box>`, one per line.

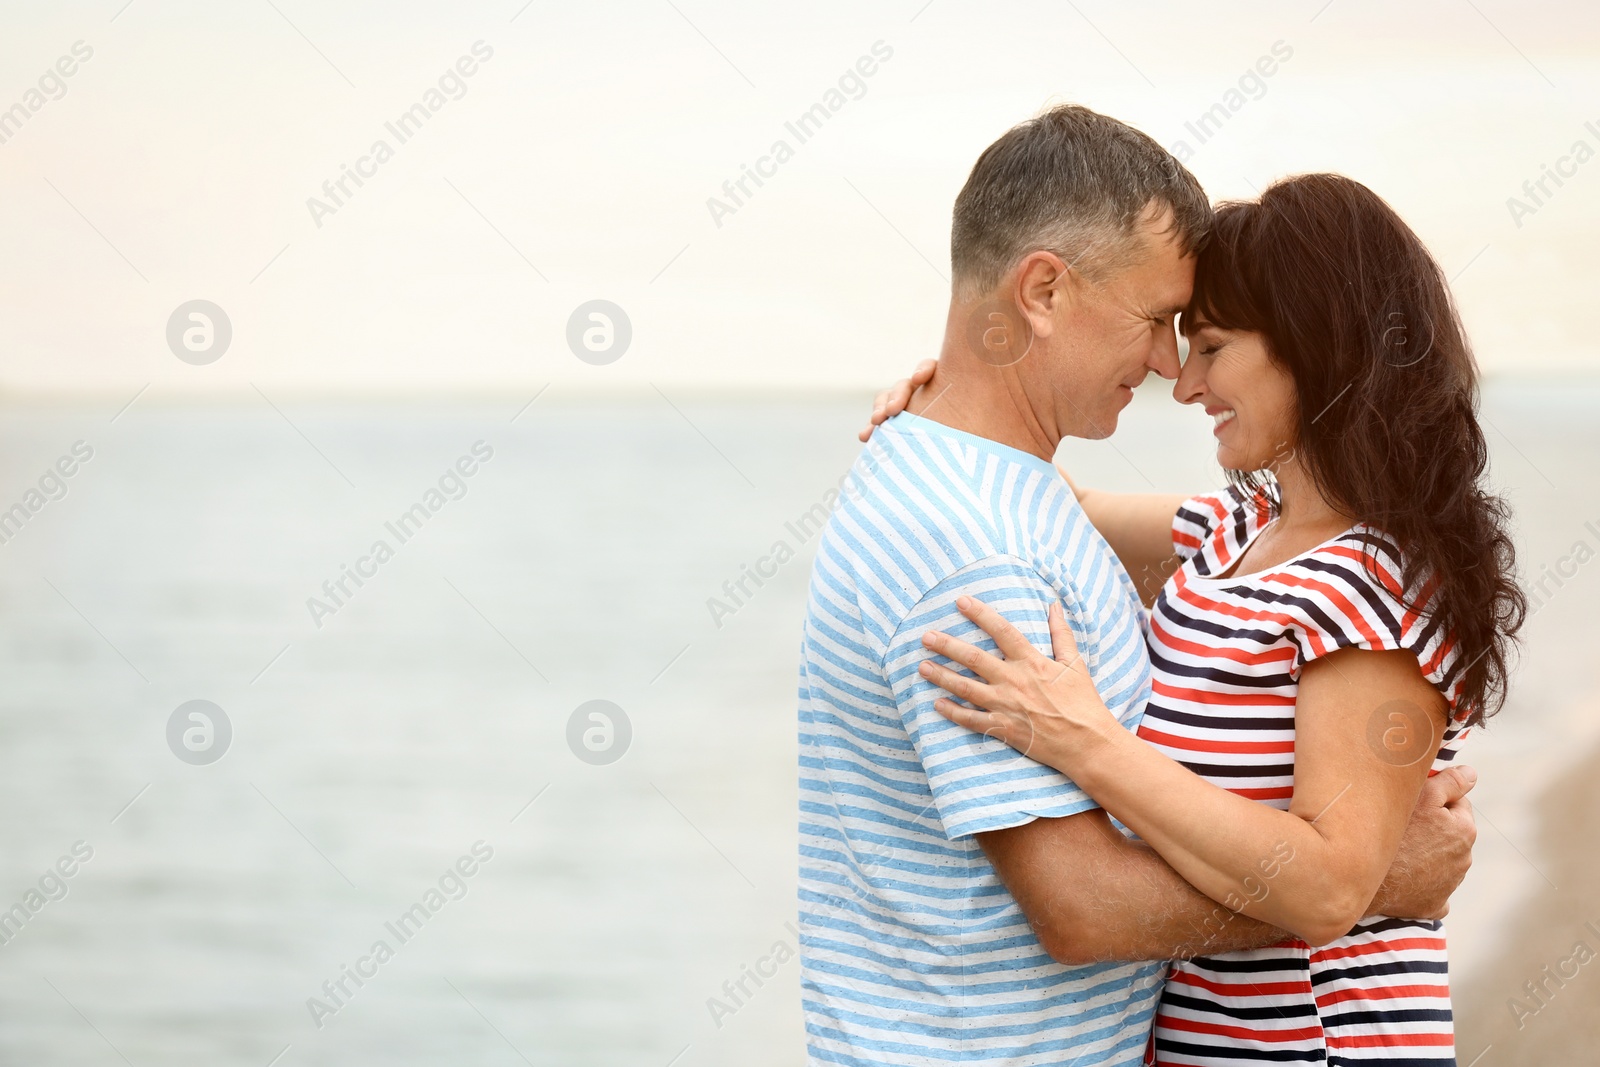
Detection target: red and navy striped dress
<box><xmin>1138</xmin><ymin>484</ymin><xmax>1471</xmax><ymax>1066</ymax></box>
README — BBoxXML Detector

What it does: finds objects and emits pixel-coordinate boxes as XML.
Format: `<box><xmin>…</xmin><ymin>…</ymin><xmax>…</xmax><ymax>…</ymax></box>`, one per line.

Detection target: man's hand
<box><xmin>1369</xmin><ymin>765</ymin><xmax>1478</xmax><ymax>921</ymax></box>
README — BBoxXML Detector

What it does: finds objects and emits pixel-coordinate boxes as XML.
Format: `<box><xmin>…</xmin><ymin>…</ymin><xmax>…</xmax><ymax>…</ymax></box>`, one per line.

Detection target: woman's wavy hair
<box><xmin>1183</xmin><ymin>173</ymin><xmax>1524</xmax><ymax>724</ymax></box>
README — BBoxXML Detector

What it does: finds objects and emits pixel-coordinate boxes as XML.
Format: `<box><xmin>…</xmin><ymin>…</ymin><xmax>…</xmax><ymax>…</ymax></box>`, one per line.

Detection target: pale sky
<box><xmin>0</xmin><ymin>0</ymin><xmax>1596</xmax><ymax>397</ymax></box>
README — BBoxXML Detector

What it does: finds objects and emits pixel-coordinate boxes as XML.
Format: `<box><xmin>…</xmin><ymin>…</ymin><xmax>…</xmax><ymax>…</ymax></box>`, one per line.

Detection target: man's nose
<box><xmin>1172</xmin><ymin>340</ymin><xmax>1205</xmax><ymax>405</ymax></box>
<box><xmin>1150</xmin><ymin>325</ymin><xmax>1181</xmax><ymax>380</ymax></box>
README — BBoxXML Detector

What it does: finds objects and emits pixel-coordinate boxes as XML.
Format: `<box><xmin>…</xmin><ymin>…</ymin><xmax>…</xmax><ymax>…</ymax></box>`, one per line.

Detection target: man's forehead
<box><xmin>1125</xmin><ymin>207</ymin><xmax>1196</xmax><ymax>294</ymax></box>
<box><xmin>1130</xmin><ymin>246</ymin><xmax>1195</xmax><ymax>312</ymax></box>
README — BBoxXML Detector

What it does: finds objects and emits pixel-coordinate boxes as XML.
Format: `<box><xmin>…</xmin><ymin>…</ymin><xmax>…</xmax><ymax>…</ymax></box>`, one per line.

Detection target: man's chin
<box><xmin>1078</xmin><ymin>410</ymin><xmax>1119</xmax><ymax>440</ymax></box>
<box><xmin>1061</xmin><ymin>389</ymin><xmax>1130</xmax><ymax>441</ymax></box>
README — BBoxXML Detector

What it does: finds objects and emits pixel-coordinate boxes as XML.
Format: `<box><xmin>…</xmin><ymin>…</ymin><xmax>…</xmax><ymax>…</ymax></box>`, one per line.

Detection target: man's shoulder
<box><xmin>820</xmin><ymin>421</ymin><xmax>1001</xmax><ymax>574</ymax></box>
<box><xmin>809</xmin><ymin>420</ymin><xmax>1093</xmax><ymax>650</ymax></box>
<box><xmin>835</xmin><ymin>417</ymin><xmax>1082</xmax><ymax>550</ymax></box>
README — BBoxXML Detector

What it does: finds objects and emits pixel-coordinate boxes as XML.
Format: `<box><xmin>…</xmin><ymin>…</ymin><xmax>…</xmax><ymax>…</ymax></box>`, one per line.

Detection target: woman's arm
<box><xmin>858</xmin><ymin>361</ymin><xmax>1187</xmax><ymax>604</ymax></box>
<box><xmin>918</xmin><ymin>597</ymin><xmax>1448</xmax><ymax>946</ymax></box>
<box><xmin>1063</xmin><ymin>471</ymin><xmax>1187</xmax><ymax>605</ymax></box>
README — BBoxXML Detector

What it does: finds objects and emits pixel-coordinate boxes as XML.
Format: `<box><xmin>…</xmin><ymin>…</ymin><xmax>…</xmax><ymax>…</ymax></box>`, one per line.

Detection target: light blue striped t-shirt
<box><xmin>797</xmin><ymin>412</ymin><xmax>1162</xmax><ymax>1066</ymax></box>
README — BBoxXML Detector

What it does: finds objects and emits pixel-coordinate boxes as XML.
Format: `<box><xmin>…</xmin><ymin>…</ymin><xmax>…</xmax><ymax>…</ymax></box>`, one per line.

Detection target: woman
<box><xmin>863</xmin><ymin>174</ymin><xmax>1524</xmax><ymax>1065</ymax></box>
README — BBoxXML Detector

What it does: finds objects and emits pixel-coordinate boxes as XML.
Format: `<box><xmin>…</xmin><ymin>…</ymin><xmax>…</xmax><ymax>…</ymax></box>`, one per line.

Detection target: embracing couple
<box><xmin>795</xmin><ymin>104</ymin><xmax>1524</xmax><ymax>1066</ymax></box>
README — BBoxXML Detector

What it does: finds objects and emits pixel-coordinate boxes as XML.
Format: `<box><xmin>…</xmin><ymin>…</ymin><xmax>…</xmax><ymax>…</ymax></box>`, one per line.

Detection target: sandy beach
<box><xmin>1456</xmin><ymin>727</ymin><xmax>1600</xmax><ymax>1064</ymax></box>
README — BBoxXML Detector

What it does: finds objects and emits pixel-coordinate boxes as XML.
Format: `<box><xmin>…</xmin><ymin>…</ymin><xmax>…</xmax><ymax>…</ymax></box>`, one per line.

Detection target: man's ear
<box><xmin>1013</xmin><ymin>251</ymin><xmax>1072</xmax><ymax>339</ymax></box>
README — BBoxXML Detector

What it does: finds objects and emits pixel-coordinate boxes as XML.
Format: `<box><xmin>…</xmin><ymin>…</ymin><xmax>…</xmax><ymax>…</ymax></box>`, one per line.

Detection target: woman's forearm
<box><xmin>1055</xmin><ymin>472</ymin><xmax>1186</xmax><ymax>604</ymax></box>
<box><xmin>1059</xmin><ymin>719</ymin><xmax>1381</xmax><ymax>945</ymax></box>
<box><xmin>919</xmin><ymin>596</ymin><xmax>1439</xmax><ymax>946</ymax></box>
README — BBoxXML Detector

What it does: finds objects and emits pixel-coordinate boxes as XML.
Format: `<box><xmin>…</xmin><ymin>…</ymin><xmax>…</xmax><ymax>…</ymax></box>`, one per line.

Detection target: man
<box><xmin>795</xmin><ymin>105</ymin><xmax>1475</xmax><ymax>1066</ymax></box>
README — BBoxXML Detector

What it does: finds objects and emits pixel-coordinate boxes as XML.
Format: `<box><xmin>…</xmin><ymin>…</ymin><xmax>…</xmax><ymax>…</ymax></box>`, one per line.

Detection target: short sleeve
<box><xmin>1274</xmin><ymin>534</ymin><xmax>1463</xmax><ymax>713</ymax></box>
<box><xmin>883</xmin><ymin>556</ymin><xmax>1145</xmax><ymax>841</ymax></box>
<box><xmin>1171</xmin><ymin>489</ymin><xmax>1239</xmax><ymax>562</ymax></box>
<box><xmin>1173</xmin><ymin>486</ymin><xmax>1276</xmax><ymax>578</ymax></box>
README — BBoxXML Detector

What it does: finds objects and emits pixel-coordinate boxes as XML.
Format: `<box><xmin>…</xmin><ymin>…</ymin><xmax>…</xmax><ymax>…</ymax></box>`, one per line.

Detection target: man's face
<box><xmin>1049</xmin><ymin>214</ymin><xmax>1195</xmax><ymax>440</ymax></box>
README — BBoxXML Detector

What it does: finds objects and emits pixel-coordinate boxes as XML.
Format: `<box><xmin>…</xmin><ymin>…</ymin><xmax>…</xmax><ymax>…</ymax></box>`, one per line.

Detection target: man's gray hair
<box><xmin>951</xmin><ymin>104</ymin><xmax>1211</xmax><ymax>299</ymax></box>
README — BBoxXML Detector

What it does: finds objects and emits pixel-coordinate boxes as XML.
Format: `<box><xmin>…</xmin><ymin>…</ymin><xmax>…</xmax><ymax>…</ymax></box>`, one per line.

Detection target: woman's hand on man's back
<box><xmin>858</xmin><ymin>359</ymin><xmax>936</xmax><ymax>442</ymax></box>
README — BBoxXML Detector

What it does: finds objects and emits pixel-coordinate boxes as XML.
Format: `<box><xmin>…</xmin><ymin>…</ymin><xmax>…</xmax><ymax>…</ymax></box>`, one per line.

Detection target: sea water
<box><xmin>0</xmin><ymin>382</ymin><xmax>1591</xmax><ymax>1065</ymax></box>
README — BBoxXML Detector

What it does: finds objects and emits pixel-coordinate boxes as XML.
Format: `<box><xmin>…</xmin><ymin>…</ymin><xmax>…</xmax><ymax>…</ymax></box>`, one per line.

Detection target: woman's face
<box><xmin>1173</xmin><ymin>316</ymin><xmax>1300</xmax><ymax>472</ymax></box>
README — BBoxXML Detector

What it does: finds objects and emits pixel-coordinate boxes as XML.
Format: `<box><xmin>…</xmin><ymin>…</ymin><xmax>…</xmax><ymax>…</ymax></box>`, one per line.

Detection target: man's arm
<box><xmin>978</xmin><ymin>809</ymin><xmax>1290</xmax><ymax>965</ymax></box>
<box><xmin>980</xmin><ymin>765</ymin><xmax>1478</xmax><ymax>966</ymax></box>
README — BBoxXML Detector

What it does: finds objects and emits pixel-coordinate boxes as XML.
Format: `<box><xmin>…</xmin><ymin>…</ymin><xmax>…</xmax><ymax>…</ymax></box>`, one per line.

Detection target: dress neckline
<box><xmin>1188</xmin><ymin>505</ymin><xmax>1362</xmax><ymax>584</ymax></box>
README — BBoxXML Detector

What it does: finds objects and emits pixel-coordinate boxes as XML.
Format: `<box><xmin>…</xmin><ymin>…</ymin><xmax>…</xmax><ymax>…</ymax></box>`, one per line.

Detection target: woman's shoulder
<box><xmin>1277</xmin><ymin>526</ymin><xmax>1466</xmax><ymax>712</ymax></box>
<box><xmin>1288</xmin><ymin>524</ymin><xmax>1412</xmax><ymax>611</ymax></box>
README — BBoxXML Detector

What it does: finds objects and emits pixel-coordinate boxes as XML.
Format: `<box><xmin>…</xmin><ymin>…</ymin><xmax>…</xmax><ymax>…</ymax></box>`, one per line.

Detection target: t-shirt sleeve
<box><xmin>1274</xmin><ymin>536</ymin><xmax>1464</xmax><ymax>716</ymax></box>
<box><xmin>1171</xmin><ymin>489</ymin><xmax>1238</xmax><ymax>562</ymax></box>
<box><xmin>883</xmin><ymin>556</ymin><xmax>1145</xmax><ymax>840</ymax></box>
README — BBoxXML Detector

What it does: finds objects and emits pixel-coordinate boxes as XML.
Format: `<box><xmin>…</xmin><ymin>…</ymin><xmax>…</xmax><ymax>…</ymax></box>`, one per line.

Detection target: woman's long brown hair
<box><xmin>1184</xmin><ymin>173</ymin><xmax>1525</xmax><ymax>725</ymax></box>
